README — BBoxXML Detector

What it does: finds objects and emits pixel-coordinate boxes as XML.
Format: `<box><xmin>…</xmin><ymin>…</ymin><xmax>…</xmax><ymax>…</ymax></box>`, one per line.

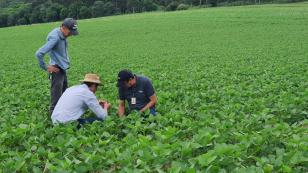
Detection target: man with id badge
<box><xmin>117</xmin><ymin>70</ymin><xmax>157</xmax><ymax>117</ymax></box>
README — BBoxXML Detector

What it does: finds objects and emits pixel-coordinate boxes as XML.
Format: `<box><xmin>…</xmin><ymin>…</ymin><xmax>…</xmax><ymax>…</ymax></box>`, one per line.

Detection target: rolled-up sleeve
<box><xmin>144</xmin><ymin>78</ymin><xmax>155</xmax><ymax>98</ymax></box>
<box><xmin>85</xmin><ymin>93</ymin><xmax>108</xmax><ymax>119</ymax></box>
<box><xmin>35</xmin><ymin>36</ymin><xmax>59</xmax><ymax>71</ymax></box>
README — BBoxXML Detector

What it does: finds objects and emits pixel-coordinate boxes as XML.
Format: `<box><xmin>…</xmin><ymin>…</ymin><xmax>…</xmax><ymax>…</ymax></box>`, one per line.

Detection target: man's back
<box><xmin>47</xmin><ymin>27</ymin><xmax>69</xmax><ymax>70</ymax></box>
<box><xmin>51</xmin><ymin>84</ymin><xmax>95</xmax><ymax>123</ymax></box>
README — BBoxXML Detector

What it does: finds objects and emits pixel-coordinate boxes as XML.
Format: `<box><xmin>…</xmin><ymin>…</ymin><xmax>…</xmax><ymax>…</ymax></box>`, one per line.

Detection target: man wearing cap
<box><xmin>51</xmin><ymin>74</ymin><xmax>111</xmax><ymax>125</ymax></box>
<box><xmin>117</xmin><ymin>70</ymin><xmax>157</xmax><ymax>117</ymax></box>
<box><xmin>35</xmin><ymin>18</ymin><xmax>79</xmax><ymax>114</ymax></box>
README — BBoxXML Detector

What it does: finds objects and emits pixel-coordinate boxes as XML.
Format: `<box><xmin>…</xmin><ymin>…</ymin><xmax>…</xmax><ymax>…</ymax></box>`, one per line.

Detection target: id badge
<box><xmin>131</xmin><ymin>97</ymin><xmax>136</xmax><ymax>105</ymax></box>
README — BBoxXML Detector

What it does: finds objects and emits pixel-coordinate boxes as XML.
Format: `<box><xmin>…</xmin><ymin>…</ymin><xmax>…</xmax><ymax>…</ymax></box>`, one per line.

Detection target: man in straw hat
<box><xmin>35</xmin><ymin>18</ymin><xmax>79</xmax><ymax>115</ymax></box>
<box><xmin>51</xmin><ymin>74</ymin><xmax>111</xmax><ymax>125</ymax></box>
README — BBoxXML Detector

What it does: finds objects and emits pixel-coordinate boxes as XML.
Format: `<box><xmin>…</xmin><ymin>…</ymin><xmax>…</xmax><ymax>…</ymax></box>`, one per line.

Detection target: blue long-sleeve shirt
<box><xmin>35</xmin><ymin>27</ymin><xmax>70</xmax><ymax>71</ymax></box>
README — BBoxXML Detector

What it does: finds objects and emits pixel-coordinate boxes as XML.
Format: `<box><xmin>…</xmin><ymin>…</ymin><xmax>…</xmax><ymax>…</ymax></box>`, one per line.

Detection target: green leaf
<box><xmin>197</xmin><ymin>151</ymin><xmax>217</xmax><ymax>167</ymax></box>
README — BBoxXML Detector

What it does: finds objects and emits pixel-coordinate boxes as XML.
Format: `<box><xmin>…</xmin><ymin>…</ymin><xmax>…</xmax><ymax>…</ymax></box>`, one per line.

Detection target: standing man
<box><xmin>35</xmin><ymin>18</ymin><xmax>78</xmax><ymax>114</ymax></box>
<box><xmin>51</xmin><ymin>73</ymin><xmax>111</xmax><ymax>125</ymax></box>
<box><xmin>117</xmin><ymin>69</ymin><xmax>157</xmax><ymax>117</ymax></box>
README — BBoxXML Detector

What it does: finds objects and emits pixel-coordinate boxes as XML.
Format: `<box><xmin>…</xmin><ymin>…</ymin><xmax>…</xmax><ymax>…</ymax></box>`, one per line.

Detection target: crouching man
<box><xmin>117</xmin><ymin>69</ymin><xmax>157</xmax><ymax>117</ymax></box>
<box><xmin>51</xmin><ymin>73</ymin><xmax>111</xmax><ymax>125</ymax></box>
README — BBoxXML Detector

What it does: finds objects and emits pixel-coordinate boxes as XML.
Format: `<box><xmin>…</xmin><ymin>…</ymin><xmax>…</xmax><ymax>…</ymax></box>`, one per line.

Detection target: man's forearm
<box><xmin>118</xmin><ymin>105</ymin><xmax>125</xmax><ymax>116</ymax></box>
<box><xmin>117</xmin><ymin>100</ymin><xmax>126</xmax><ymax>117</ymax></box>
<box><xmin>96</xmin><ymin>108</ymin><xmax>108</xmax><ymax>120</ymax></box>
<box><xmin>35</xmin><ymin>36</ymin><xmax>59</xmax><ymax>71</ymax></box>
<box><xmin>140</xmin><ymin>100</ymin><xmax>155</xmax><ymax>112</ymax></box>
<box><xmin>92</xmin><ymin>104</ymin><xmax>108</xmax><ymax>120</ymax></box>
<box><xmin>35</xmin><ymin>51</ymin><xmax>47</xmax><ymax>71</ymax></box>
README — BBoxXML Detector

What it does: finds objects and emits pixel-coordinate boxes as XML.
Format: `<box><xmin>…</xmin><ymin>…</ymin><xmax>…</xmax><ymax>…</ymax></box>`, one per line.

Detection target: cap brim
<box><xmin>70</xmin><ymin>29</ymin><xmax>79</xmax><ymax>36</ymax></box>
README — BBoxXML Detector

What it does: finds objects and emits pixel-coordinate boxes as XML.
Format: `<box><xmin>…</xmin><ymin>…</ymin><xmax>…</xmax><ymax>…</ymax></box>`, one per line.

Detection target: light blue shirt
<box><xmin>51</xmin><ymin>84</ymin><xmax>108</xmax><ymax>124</ymax></box>
<box><xmin>35</xmin><ymin>27</ymin><xmax>70</xmax><ymax>71</ymax></box>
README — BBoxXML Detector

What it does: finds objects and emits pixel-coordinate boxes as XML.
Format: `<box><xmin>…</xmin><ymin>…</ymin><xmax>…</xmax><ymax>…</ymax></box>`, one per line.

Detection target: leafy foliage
<box><xmin>1</xmin><ymin>0</ymin><xmax>307</xmax><ymax>27</ymax></box>
<box><xmin>0</xmin><ymin>2</ymin><xmax>308</xmax><ymax>172</ymax></box>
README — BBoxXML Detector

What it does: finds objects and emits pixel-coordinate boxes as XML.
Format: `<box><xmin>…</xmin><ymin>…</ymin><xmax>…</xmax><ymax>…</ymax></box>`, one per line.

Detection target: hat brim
<box><xmin>70</xmin><ymin>29</ymin><xmax>79</xmax><ymax>36</ymax></box>
<box><xmin>80</xmin><ymin>80</ymin><xmax>101</xmax><ymax>85</ymax></box>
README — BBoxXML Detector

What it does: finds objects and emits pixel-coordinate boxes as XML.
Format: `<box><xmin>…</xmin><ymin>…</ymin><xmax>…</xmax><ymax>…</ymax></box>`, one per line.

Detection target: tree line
<box><xmin>0</xmin><ymin>0</ymin><xmax>305</xmax><ymax>28</ymax></box>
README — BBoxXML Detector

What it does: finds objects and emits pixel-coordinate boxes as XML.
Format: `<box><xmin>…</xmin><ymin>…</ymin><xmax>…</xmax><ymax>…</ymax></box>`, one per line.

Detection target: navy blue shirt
<box><xmin>119</xmin><ymin>75</ymin><xmax>155</xmax><ymax>110</ymax></box>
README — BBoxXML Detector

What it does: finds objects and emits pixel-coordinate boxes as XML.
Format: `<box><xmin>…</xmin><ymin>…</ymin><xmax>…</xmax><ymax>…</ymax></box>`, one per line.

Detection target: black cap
<box><xmin>62</xmin><ymin>18</ymin><xmax>78</xmax><ymax>36</ymax></box>
<box><xmin>117</xmin><ymin>70</ymin><xmax>134</xmax><ymax>87</ymax></box>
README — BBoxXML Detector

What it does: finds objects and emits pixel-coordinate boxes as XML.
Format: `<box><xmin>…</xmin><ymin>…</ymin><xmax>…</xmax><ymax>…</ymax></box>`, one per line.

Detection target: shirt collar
<box><xmin>81</xmin><ymin>84</ymin><xmax>88</xmax><ymax>89</ymax></box>
<box><xmin>57</xmin><ymin>27</ymin><xmax>66</xmax><ymax>40</ymax></box>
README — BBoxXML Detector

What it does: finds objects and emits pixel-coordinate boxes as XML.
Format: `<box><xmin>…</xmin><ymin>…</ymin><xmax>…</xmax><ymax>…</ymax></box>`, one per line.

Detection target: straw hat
<box><xmin>80</xmin><ymin>73</ymin><xmax>101</xmax><ymax>85</ymax></box>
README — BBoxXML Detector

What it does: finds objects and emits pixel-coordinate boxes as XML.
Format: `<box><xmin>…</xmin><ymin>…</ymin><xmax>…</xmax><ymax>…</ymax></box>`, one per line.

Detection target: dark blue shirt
<box><xmin>119</xmin><ymin>75</ymin><xmax>155</xmax><ymax>110</ymax></box>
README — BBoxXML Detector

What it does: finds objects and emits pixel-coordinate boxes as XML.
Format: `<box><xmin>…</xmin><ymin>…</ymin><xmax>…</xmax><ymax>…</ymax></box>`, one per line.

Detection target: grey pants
<box><xmin>50</xmin><ymin>69</ymin><xmax>68</xmax><ymax>114</ymax></box>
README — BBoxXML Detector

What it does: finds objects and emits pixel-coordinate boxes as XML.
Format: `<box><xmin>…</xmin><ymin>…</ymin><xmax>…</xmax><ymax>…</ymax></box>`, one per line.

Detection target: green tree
<box><xmin>29</xmin><ymin>6</ymin><xmax>43</xmax><ymax>23</ymax></box>
<box><xmin>17</xmin><ymin>17</ymin><xmax>27</xmax><ymax>25</ymax></box>
<box><xmin>17</xmin><ymin>3</ymin><xmax>32</xmax><ymax>24</ymax></box>
<box><xmin>68</xmin><ymin>2</ymin><xmax>83</xmax><ymax>18</ymax></box>
<box><xmin>166</xmin><ymin>1</ymin><xmax>179</xmax><ymax>11</ymax></box>
<box><xmin>207</xmin><ymin>0</ymin><xmax>217</xmax><ymax>6</ymax></box>
<box><xmin>127</xmin><ymin>0</ymin><xmax>141</xmax><ymax>13</ymax></box>
<box><xmin>103</xmin><ymin>1</ymin><xmax>115</xmax><ymax>15</ymax></box>
<box><xmin>142</xmin><ymin>0</ymin><xmax>158</xmax><ymax>11</ymax></box>
<box><xmin>0</xmin><ymin>13</ymin><xmax>8</xmax><ymax>27</ymax></box>
<box><xmin>60</xmin><ymin>7</ymin><xmax>69</xmax><ymax>19</ymax></box>
<box><xmin>7</xmin><ymin>12</ymin><xmax>18</xmax><ymax>26</ymax></box>
<box><xmin>45</xmin><ymin>3</ymin><xmax>63</xmax><ymax>22</ymax></box>
<box><xmin>92</xmin><ymin>1</ymin><xmax>105</xmax><ymax>17</ymax></box>
<box><xmin>79</xmin><ymin>6</ymin><xmax>92</xmax><ymax>19</ymax></box>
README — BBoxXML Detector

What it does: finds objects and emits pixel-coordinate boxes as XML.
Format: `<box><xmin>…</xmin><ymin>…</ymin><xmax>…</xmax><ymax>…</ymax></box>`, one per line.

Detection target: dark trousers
<box><xmin>50</xmin><ymin>69</ymin><xmax>68</xmax><ymax>114</ymax></box>
<box><xmin>77</xmin><ymin>117</ymin><xmax>103</xmax><ymax>128</ymax></box>
<box><xmin>150</xmin><ymin>107</ymin><xmax>157</xmax><ymax>115</ymax></box>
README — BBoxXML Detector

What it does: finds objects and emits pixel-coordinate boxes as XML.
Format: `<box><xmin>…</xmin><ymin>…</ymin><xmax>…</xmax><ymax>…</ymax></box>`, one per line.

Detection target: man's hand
<box><xmin>99</xmin><ymin>100</ymin><xmax>111</xmax><ymax>110</ymax></box>
<box><xmin>47</xmin><ymin>65</ymin><xmax>60</xmax><ymax>73</ymax></box>
<box><xmin>99</xmin><ymin>100</ymin><xmax>105</xmax><ymax>106</ymax></box>
<box><xmin>140</xmin><ymin>108</ymin><xmax>146</xmax><ymax>113</ymax></box>
<box><xmin>118</xmin><ymin>100</ymin><xmax>125</xmax><ymax>117</ymax></box>
<box><xmin>103</xmin><ymin>102</ymin><xmax>111</xmax><ymax>110</ymax></box>
<box><xmin>140</xmin><ymin>94</ymin><xmax>157</xmax><ymax>113</ymax></box>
